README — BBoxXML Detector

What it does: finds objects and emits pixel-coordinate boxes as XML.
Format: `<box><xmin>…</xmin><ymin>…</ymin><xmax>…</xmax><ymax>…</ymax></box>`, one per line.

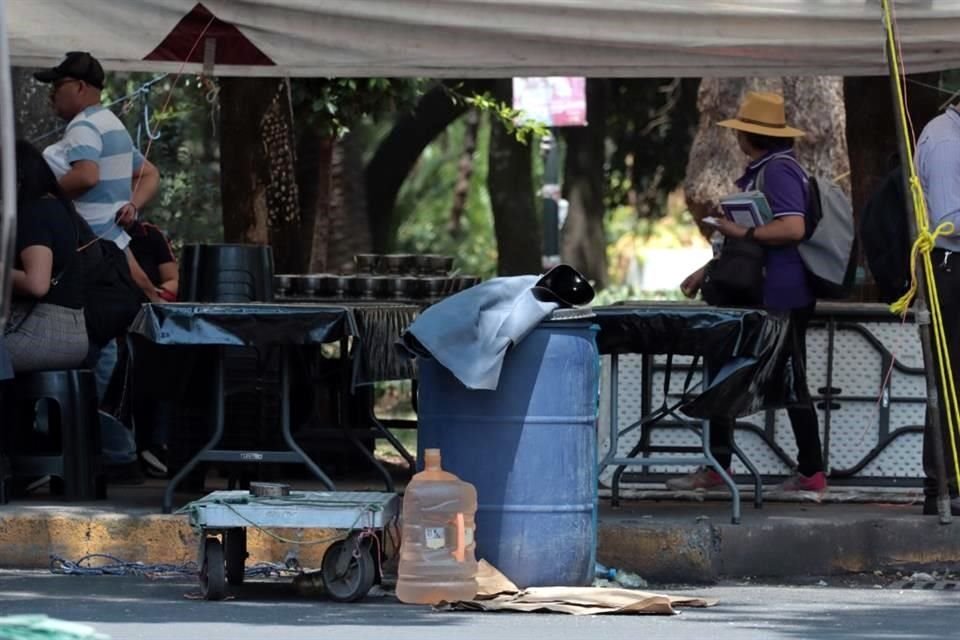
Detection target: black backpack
<box><xmin>75</xmin><ymin>219</ymin><xmax>145</xmax><ymax>347</ymax></box>
<box><xmin>859</xmin><ymin>166</ymin><xmax>911</xmax><ymax>304</ymax></box>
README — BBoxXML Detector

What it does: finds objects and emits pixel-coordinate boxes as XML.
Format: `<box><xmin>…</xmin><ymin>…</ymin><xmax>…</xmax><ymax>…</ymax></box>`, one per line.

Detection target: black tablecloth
<box><xmin>592</xmin><ymin>302</ymin><xmax>792</xmax><ymax>419</ymax></box>
<box><xmin>128</xmin><ymin>303</ymin><xmax>351</xmax><ymax>348</ymax></box>
<box><xmin>128</xmin><ymin>302</ymin><xmax>418</xmax><ymax>385</ymax></box>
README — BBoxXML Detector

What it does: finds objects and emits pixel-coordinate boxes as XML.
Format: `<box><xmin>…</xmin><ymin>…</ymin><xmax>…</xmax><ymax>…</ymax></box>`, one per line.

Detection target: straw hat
<box><xmin>717</xmin><ymin>91</ymin><xmax>805</xmax><ymax>138</ymax></box>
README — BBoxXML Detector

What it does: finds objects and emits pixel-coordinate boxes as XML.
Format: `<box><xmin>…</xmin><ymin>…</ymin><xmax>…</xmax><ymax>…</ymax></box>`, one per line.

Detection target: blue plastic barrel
<box><xmin>416</xmin><ymin>320</ymin><xmax>600</xmax><ymax>588</ymax></box>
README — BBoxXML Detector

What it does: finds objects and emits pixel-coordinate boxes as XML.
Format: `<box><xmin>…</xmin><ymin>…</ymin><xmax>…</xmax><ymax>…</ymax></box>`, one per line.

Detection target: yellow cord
<box><xmin>889</xmin><ymin>216</ymin><xmax>954</xmax><ymax>316</ymax></box>
<box><xmin>882</xmin><ymin>0</ymin><xmax>960</xmax><ymax>490</ymax></box>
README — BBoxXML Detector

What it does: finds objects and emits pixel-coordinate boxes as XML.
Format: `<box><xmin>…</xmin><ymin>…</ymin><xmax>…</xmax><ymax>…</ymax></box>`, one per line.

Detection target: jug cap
<box><xmin>423</xmin><ymin>448</ymin><xmax>442</xmax><ymax>470</ymax></box>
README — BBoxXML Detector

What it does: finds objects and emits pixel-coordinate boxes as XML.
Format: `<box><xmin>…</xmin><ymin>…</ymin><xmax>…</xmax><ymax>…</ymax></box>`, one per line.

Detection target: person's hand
<box><xmin>681</xmin><ymin>267</ymin><xmax>706</xmax><ymax>299</ymax></box>
<box><xmin>714</xmin><ymin>217</ymin><xmax>749</xmax><ymax>239</ymax></box>
<box><xmin>115</xmin><ymin>202</ymin><xmax>138</xmax><ymax>228</ymax></box>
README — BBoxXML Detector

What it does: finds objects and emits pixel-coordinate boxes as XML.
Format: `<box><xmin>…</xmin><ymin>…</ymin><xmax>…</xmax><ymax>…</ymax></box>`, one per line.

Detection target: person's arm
<box><xmin>58</xmin><ymin>122</ymin><xmax>103</xmax><ymax>198</ymax></box>
<box><xmin>12</xmin><ymin>246</ymin><xmax>54</xmax><ymax>298</ymax></box>
<box><xmin>715</xmin><ymin>159</ymin><xmax>808</xmax><ymax>245</ymax></box>
<box><xmin>157</xmin><ymin>261</ymin><xmax>179</xmax><ymax>298</ymax></box>
<box><xmin>125</xmin><ymin>248</ymin><xmax>163</xmax><ymax>303</ymax></box>
<box><xmin>680</xmin><ymin>263</ymin><xmax>710</xmax><ymax>299</ymax></box>
<box><xmin>713</xmin><ymin>215</ymin><xmax>805</xmax><ymax>245</ymax></box>
<box><xmin>131</xmin><ymin>159</ymin><xmax>160</xmax><ymax>210</ymax></box>
<box><xmin>59</xmin><ymin>159</ymin><xmax>99</xmax><ymax>199</ymax></box>
<box><xmin>117</xmin><ymin>155</ymin><xmax>160</xmax><ymax>227</ymax></box>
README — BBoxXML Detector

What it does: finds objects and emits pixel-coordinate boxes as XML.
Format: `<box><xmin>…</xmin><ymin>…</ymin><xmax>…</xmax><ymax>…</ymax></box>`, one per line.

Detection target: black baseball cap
<box><xmin>33</xmin><ymin>51</ymin><xmax>104</xmax><ymax>89</ymax></box>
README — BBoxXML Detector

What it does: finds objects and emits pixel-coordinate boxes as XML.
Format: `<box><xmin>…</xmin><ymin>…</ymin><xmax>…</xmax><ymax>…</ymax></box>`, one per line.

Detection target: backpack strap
<box><xmin>753</xmin><ymin>153</ymin><xmax>816</xmax><ymax>239</ymax></box>
<box><xmin>754</xmin><ymin>152</ymin><xmax>808</xmax><ymax>192</ymax></box>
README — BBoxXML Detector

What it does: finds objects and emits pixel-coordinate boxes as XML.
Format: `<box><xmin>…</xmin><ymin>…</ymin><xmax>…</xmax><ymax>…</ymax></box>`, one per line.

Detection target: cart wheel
<box><xmin>225</xmin><ymin>529</ymin><xmax>247</xmax><ymax>586</ymax></box>
<box><xmin>200</xmin><ymin>537</ymin><xmax>227</xmax><ymax>601</ymax></box>
<box><xmin>321</xmin><ymin>538</ymin><xmax>376</xmax><ymax>602</ymax></box>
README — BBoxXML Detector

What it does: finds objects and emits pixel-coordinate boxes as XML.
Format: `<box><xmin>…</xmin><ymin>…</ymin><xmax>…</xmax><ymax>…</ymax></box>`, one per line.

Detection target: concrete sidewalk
<box><xmin>1</xmin><ymin>478</ymin><xmax>957</xmax><ymax>583</ymax></box>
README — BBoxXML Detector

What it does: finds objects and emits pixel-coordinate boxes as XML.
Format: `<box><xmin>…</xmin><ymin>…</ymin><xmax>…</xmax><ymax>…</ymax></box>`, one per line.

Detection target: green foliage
<box><xmin>104</xmin><ymin>73</ymin><xmax>223</xmax><ymax>249</ymax></box>
<box><xmin>291</xmin><ymin>78</ymin><xmax>426</xmax><ymax>138</ymax></box>
<box><xmin>454</xmin><ymin>89</ymin><xmax>549</xmax><ymax>144</ymax></box>
<box><xmin>393</xmin><ymin>113</ymin><xmax>498</xmax><ymax>279</ymax></box>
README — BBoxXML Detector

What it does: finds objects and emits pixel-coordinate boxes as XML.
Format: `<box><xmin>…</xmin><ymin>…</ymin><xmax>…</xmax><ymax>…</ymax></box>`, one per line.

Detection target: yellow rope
<box><xmin>882</xmin><ymin>0</ymin><xmax>960</xmax><ymax>490</ymax></box>
<box><xmin>889</xmin><ymin>215</ymin><xmax>953</xmax><ymax>316</ymax></box>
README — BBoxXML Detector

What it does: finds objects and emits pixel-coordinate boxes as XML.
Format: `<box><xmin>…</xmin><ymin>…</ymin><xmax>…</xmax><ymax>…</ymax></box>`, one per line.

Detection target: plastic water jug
<box><xmin>396</xmin><ymin>449</ymin><xmax>478</xmax><ymax>604</ymax></box>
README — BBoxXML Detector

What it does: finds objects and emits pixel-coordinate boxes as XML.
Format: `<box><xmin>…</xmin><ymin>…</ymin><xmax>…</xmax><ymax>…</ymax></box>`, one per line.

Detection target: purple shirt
<box><xmin>735</xmin><ymin>149</ymin><xmax>814</xmax><ymax>311</ymax></box>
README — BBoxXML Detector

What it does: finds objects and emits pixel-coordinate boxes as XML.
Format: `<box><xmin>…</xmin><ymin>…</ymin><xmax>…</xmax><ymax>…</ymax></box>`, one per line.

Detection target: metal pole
<box><xmin>540</xmin><ymin>130</ymin><xmax>561</xmax><ymax>270</ymax></box>
<box><xmin>882</xmin><ymin>15</ymin><xmax>952</xmax><ymax>524</ymax></box>
<box><xmin>0</xmin><ymin>1</ymin><xmax>17</xmax><ymax>325</ymax></box>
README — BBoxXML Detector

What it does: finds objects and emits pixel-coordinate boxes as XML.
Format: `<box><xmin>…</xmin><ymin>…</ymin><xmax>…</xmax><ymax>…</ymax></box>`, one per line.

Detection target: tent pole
<box><xmin>0</xmin><ymin>0</ymin><xmax>16</xmax><ymax>326</ymax></box>
<box><xmin>883</xmin><ymin>28</ymin><xmax>953</xmax><ymax>524</ymax></box>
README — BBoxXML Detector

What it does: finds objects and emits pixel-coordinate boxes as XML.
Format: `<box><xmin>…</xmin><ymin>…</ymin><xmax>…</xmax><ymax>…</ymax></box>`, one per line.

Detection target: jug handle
<box><xmin>452</xmin><ymin>513</ymin><xmax>466</xmax><ymax>563</ymax></box>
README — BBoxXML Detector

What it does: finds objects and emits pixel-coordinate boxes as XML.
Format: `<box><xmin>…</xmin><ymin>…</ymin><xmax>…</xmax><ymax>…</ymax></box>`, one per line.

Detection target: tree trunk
<box><xmin>487</xmin><ymin>81</ymin><xmax>542</xmax><ymax>276</ymax></box>
<box><xmin>685</xmin><ymin>78</ymin><xmax>848</xmax><ymax>233</ymax></box>
<box><xmin>219</xmin><ymin>78</ymin><xmax>287</xmax><ymax>248</ymax></box>
<box><xmin>561</xmin><ymin>79</ymin><xmax>609</xmax><ymax>289</ymax></box>
<box><xmin>325</xmin><ymin>134</ymin><xmax>366</xmax><ymax>272</ymax></box>
<box><xmin>450</xmin><ymin>109</ymin><xmax>480</xmax><ymax>237</ymax></box>
<box><xmin>297</xmin><ymin>131</ymin><xmax>335</xmax><ymax>272</ymax></box>
<box><xmin>365</xmin><ymin>80</ymin><xmax>494</xmax><ymax>252</ymax></box>
<box><xmin>298</xmin><ymin>133</ymin><xmax>372</xmax><ymax>273</ymax></box>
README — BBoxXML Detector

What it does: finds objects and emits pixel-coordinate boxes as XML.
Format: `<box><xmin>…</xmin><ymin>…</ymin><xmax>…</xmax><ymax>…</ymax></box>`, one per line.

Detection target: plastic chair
<box><xmin>180</xmin><ymin>244</ymin><xmax>275</xmax><ymax>303</ymax></box>
<box><xmin>9</xmin><ymin>369</ymin><xmax>106</xmax><ymax>500</ymax></box>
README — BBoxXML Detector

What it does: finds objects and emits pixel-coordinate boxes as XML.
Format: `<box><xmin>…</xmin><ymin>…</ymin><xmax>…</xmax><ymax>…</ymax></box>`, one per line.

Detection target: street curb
<box><xmin>0</xmin><ymin>510</ymin><xmax>335</xmax><ymax>570</ymax></box>
<box><xmin>3</xmin><ymin>507</ymin><xmax>959</xmax><ymax>581</ymax></box>
<box><xmin>598</xmin><ymin>514</ymin><xmax>960</xmax><ymax>583</ymax></box>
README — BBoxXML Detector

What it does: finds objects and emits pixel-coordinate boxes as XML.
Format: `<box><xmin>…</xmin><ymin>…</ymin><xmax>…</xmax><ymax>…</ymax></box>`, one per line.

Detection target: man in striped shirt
<box><xmin>35</xmin><ymin>51</ymin><xmax>161</xmax><ymax>303</ymax></box>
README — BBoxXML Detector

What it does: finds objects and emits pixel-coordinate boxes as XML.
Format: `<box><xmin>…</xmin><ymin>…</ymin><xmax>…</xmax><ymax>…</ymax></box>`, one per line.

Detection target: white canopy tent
<box><xmin>6</xmin><ymin>0</ymin><xmax>960</xmax><ymax>78</ymax></box>
<box><xmin>2</xmin><ymin>0</ymin><xmax>960</xmax><ymax>324</ymax></box>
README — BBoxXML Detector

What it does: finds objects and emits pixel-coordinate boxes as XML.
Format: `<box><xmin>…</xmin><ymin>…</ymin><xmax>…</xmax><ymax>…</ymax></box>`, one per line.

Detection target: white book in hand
<box><xmin>719</xmin><ymin>191</ymin><xmax>774</xmax><ymax>228</ymax></box>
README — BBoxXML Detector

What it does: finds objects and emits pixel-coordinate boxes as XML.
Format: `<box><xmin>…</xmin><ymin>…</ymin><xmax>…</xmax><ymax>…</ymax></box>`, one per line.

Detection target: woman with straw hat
<box><xmin>673</xmin><ymin>91</ymin><xmax>827</xmax><ymax>494</ymax></box>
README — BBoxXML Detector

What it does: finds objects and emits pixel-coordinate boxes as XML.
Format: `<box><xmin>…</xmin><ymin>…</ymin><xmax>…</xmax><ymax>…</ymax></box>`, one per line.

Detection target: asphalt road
<box><xmin>0</xmin><ymin>571</ymin><xmax>958</xmax><ymax>640</ymax></box>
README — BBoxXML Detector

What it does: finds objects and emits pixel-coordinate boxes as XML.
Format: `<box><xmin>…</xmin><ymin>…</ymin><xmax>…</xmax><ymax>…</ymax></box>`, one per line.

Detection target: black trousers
<box><xmin>923</xmin><ymin>250</ymin><xmax>960</xmax><ymax>497</ymax></box>
<box><xmin>710</xmin><ymin>305</ymin><xmax>824</xmax><ymax>476</ymax></box>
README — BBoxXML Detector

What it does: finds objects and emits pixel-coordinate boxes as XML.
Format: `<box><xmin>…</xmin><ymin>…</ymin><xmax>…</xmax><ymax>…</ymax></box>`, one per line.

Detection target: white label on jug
<box><xmin>464</xmin><ymin>527</ymin><xmax>474</xmax><ymax>547</ymax></box>
<box><xmin>425</xmin><ymin>527</ymin><xmax>446</xmax><ymax>549</ymax></box>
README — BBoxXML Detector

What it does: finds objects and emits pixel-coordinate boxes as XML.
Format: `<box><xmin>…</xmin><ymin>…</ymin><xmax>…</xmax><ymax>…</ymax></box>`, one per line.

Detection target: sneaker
<box><xmin>140</xmin><ymin>447</ymin><xmax>169</xmax><ymax>478</ymax></box>
<box><xmin>25</xmin><ymin>475</ymin><xmax>52</xmax><ymax>493</ymax></box>
<box><xmin>779</xmin><ymin>471</ymin><xmax>827</xmax><ymax>493</ymax></box>
<box><xmin>665</xmin><ymin>467</ymin><xmax>731</xmax><ymax>491</ymax></box>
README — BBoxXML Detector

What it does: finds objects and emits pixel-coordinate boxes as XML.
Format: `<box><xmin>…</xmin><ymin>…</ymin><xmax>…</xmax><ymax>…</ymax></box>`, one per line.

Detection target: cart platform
<box><xmin>187</xmin><ymin>490</ymin><xmax>399</xmax><ymax>530</ymax></box>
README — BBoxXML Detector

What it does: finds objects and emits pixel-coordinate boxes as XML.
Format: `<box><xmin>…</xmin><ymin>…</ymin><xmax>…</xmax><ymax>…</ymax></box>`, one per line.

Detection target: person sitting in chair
<box><xmin>5</xmin><ymin>140</ymin><xmax>87</xmax><ymax>372</ymax></box>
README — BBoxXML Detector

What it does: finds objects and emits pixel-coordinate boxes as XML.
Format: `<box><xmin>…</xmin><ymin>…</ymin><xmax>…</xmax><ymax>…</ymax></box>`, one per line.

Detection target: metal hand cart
<box><xmin>186</xmin><ymin>490</ymin><xmax>400</xmax><ymax>601</ymax></box>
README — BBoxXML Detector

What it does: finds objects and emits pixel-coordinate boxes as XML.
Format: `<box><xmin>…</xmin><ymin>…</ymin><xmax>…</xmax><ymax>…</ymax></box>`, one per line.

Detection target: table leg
<box><xmin>163</xmin><ymin>347</ymin><xmax>226</xmax><ymax>514</ymax></box>
<box><xmin>337</xmin><ymin>335</ymin><xmax>407</xmax><ymax>490</ymax></box>
<box><xmin>731</xmin><ymin>435</ymin><xmax>764</xmax><ymax>509</ymax></box>
<box><xmin>608</xmin><ymin>354</ymin><xmax>621</xmax><ymax>507</ymax></box>
<box><xmin>700</xmin><ymin>417</ymin><xmax>740</xmax><ymax>524</ymax></box>
<box><xmin>280</xmin><ymin>346</ymin><xmax>335</xmax><ymax>490</ymax></box>
<box><xmin>367</xmin><ymin>404</ymin><xmax>416</xmax><ymax>471</ymax></box>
